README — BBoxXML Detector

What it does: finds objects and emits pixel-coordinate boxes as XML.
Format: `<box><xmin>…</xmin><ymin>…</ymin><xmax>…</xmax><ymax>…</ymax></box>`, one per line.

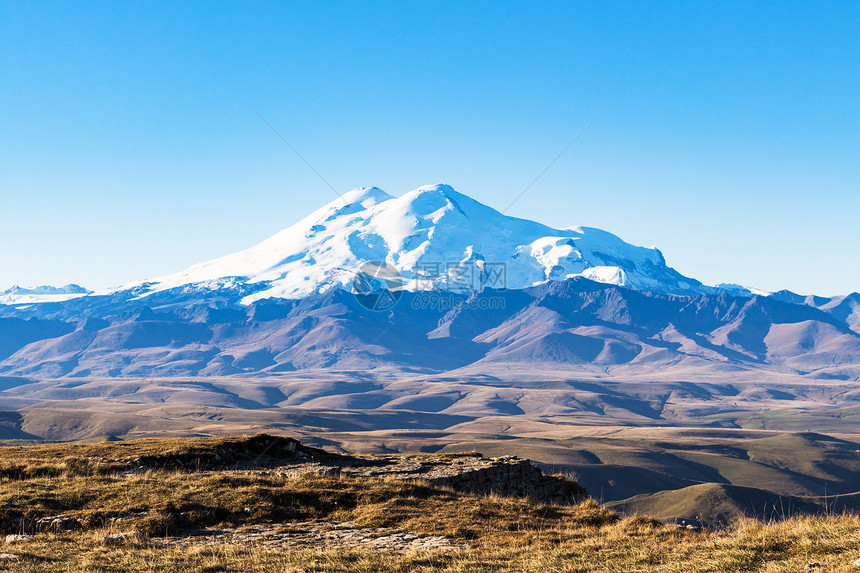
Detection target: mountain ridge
<box><xmin>1</xmin><ymin>184</ymin><xmax>859</xmax><ymax>390</ymax></box>
<box><xmin>1</xmin><ymin>277</ymin><xmax>858</xmax><ymax>382</ymax></box>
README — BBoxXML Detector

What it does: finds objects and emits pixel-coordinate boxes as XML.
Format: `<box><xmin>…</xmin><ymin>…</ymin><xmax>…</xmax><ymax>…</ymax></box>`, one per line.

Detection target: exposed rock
<box><xmin>102</xmin><ymin>534</ymin><xmax>124</xmax><ymax>545</ymax></box>
<box><xmin>0</xmin><ymin>553</ymin><xmax>19</xmax><ymax>560</ymax></box>
<box><xmin>272</xmin><ymin>452</ymin><xmax>586</xmax><ymax>504</ymax></box>
<box><xmin>108</xmin><ymin>515</ymin><xmax>139</xmax><ymax>524</ymax></box>
<box><xmin>36</xmin><ymin>515</ymin><xmax>79</xmax><ymax>532</ymax></box>
<box><xmin>156</xmin><ymin>521</ymin><xmax>465</xmax><ymax>553</ymax></box>
<box><xmin>123</xmin><ymin>435</ymin><xmax>323</xmax><ymax>472</ymax></box>
<box><xmin>4</xmin><ymin>534</ymin><xmax>34</xmax><ymax>543</ymax></box>
<box><xmin>102</xmin><ymin>531</ymin><xmax>142</xmax><ymax>545</ymax></box>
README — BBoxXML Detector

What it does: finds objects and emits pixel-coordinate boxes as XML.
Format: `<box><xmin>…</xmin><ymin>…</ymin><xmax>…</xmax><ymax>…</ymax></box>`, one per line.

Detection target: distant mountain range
<box><xmin>1</xmin><ymin>184</ymin><xmax>858</xmax><ymax>382</ymax></box>
<box><xmin>0</xmin><ymin>284</ymin><xmax>91</xmax><ymax>306</ymax></box>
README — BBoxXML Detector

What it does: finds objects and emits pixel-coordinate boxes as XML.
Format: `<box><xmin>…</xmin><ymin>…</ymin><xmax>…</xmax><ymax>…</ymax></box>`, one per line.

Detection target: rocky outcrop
<box><xmin>273</xmin><ymin>451</ymin><xmax>587</xmax><ymax>505</ymax></box>
<box><xmin>124</xmin><ymin>434</ymin><xmax>325</xmax><ymax>472</ymax></box>
<box><xmin>61</xmin><ymin>433</ymin><xmax>586</xmax><ymax>504</ymax></box>
<box><xmin>420</xmin><ymin>456</ymin><xmax>586</xmax><ymax>504</ymax></box>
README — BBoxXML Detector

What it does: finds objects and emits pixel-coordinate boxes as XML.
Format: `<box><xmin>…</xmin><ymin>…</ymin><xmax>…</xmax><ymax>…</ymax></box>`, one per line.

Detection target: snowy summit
<box><xmin>122</xmin><ymin>184</ymin><xmax>710</xmax><ymax>304</ymax></box>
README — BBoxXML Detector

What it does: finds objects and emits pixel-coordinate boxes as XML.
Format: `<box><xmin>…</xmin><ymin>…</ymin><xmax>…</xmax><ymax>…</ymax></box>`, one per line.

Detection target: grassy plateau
<box><xmin>0</xmin><ymin>435</ymin><xmax>859</xmax><ymax>572</ymax></box>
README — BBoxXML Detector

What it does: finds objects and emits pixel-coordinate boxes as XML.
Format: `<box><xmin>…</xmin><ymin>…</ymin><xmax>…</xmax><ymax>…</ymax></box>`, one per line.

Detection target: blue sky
<box><xmin>2</xmin><ymin>1</ymin><xmax>858</xmax><ymax>295</ymax></box>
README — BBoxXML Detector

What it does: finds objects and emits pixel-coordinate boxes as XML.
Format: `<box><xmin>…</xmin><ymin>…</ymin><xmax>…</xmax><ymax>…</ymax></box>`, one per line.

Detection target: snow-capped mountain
<box><xmin>1</xmin><ymin>185</ymin><xmax>859</xmax><ymax>384</ymax></box>
<box><xmin>0</xmin><ymin>284</ymin><xmax>91</xmax><ymax>305</ymax></box>
<box><xmin>114</xmin><ymin>184</ymin><xmax>711</xmax><ymax>304</ymax></box>
<box><xmin>3</xmin><ymin>184</ymin><xmax>860</xmax><ymax>430</ymax></box>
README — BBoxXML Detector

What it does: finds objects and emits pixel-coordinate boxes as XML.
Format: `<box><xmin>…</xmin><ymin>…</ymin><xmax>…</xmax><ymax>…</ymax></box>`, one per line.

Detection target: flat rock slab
<box><xmin>156</xmin><ymin>521</ymin><xmax>465</xmax><ymax>553</ymax></box>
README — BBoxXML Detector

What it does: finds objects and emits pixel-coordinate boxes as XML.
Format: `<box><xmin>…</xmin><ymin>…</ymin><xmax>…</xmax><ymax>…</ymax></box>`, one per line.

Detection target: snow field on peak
<box><xmin>131</xmin><ymin>184</ymin><xmax>707</xmax><ymax>304</ymax></box>
<box><xmin>1</xmin><ymin>184</ymin><xmax>719</xmax><ymax>308</ymax></box>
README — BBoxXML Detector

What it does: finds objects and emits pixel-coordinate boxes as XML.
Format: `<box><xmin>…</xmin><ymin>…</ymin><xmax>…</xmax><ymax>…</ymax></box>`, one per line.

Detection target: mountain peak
<box><xmin>338</xmin><ymin>186</ymin><xmax>393</xmax><ymax>207</ymax></box>
<box><xmin>387</xmin><ymin>183</ymin><xmax>485</xmax><ymax>222</ymax></box>
<box><xmin>3</xmin><ymin>284</ymin><xmax>90</xmax><ymax>296</ymax></box>
<box><xmin>80</xmin><ymin>184</ymin><xmax>720</xmax><ymax>303</ymax></box>
<box><xmin>0</xmin><ymin>283</ymin><xmax>92</xmax><ymax>305</ymax></box>
<box><xmin>409</xmin><ymin>183</ymin><xmax>461</xmax><ymax>199</ymax></box>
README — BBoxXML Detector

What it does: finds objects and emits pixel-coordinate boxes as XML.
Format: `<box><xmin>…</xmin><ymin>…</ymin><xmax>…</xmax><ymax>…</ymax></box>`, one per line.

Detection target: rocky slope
<box><xmin>0</xmin><ymin>277</ymin><xmax>857</xmax><ymax>381</ymax></box>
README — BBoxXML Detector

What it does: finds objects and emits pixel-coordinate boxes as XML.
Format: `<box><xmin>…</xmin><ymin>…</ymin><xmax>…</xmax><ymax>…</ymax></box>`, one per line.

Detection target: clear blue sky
<box><xmin>2</xmin><ymin>1</ymin><xmax>858</xmax><ymax>296</ymax></box>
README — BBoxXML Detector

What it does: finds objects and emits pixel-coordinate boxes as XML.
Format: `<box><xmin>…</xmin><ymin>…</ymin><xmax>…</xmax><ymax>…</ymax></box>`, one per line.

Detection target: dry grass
<box><xmin>0</xmin><ymin>434</ymin><xmax>320</xmax><ymax>480</ymax></box>
<box><xmin>6</xmin><ymin>513</ymin><xmax>860</xmax><ymax>572</ymax></box>
<box><xmin>2</xmin><ymin>436</ymin><xmax>860</xmax><ymax>571</ymax></box>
